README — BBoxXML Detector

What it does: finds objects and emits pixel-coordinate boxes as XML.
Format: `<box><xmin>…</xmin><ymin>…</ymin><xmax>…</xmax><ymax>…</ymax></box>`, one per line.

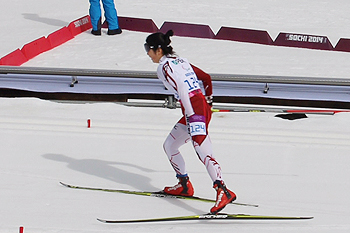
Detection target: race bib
<box><xmin>189</xmin><ymin>121</ymin><xmax>206</xmax><ymax>136</ymax></box>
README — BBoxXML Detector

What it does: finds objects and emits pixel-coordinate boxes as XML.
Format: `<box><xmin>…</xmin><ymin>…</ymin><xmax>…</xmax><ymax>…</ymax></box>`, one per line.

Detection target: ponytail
<box><xmin>145</xmin><ymin>30</ymin><xmax>175</xmax><ymax>55</ymax></box>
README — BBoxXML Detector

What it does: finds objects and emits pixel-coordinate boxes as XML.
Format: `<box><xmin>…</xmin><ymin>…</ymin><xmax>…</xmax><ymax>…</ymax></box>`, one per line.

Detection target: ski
<box><xmin>212</xmin><ymin>108</ymin><xmax>346</xmax><ymax>115</ymax></box>
<box><xmin>59</xmin><ymin>182</ymin><xmax>258</xmax><ymax>207</ymax></box>
<box><xmin>97</xmin><ymin>213</ymin><xmax>313</xmax><ymax>223</ymax></box>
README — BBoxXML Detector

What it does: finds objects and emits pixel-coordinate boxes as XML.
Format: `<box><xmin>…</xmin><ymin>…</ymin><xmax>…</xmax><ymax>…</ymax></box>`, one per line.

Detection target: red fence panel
<box><xmin>0</xmin><ymin>49</ymin><xmax>28</xmax><ymax>66</ymax></box>
<box><xmin>334</xmin><ymin>38</ymin><xmax>350</xmax><ymax>52</ymax></box>
<box><xmin>48</xmin><ymin>27</ymin><xmax>74</xmax><ymax>48</ymax></box>
<box><xmin>274</xmin><ymin>32</ymin><xmax>333</xmax><ymax>50</ymax></box>
<box><xmin>68</xmin><ymin>15</ymin><xmax>92</xmax><ymax>36</ymax></box>
<box><xmin>159</xmin><ymin>21</ymin><xmax>215</xmax><ymax>39</ymax></box>
<box><xmin>21</xmin><ymin>37</ymin><xmax>51</xmax><ymax>60</ymax></box>
<box><xmin>102</xmin><ymin>16</ymin><xmax>158</xmax><ymax>33</ymax></box>
<box><xmin>214</xmin><ymin>26</ymin><xmax>273</xmax><ymax>45</ymax></box>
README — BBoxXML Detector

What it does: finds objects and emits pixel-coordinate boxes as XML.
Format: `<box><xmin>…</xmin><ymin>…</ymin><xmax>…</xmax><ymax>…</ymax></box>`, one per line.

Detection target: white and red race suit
<box><xmin>157</xmin><ymin>55</ymin><xmax>223</xmax><ymax>182</ymax></box>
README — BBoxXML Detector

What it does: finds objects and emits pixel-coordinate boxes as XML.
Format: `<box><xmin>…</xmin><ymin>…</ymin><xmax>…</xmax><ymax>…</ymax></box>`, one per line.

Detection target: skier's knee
<box><xmin>163</xmin><ymin>137</ymin><xmax>173</xmax><ymax>156</ymax></box>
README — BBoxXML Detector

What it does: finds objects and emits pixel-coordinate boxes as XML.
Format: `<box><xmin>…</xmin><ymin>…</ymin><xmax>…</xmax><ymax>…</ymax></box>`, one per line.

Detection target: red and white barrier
<box><xmin>0</xmin><ymin>15</ymin><xmax>92</xmax><ymax>66</ymax></box>
<box><xmin>1</xmin><ymin>15</ymin><xmax>350</xmax><ymax>67</ymax></box>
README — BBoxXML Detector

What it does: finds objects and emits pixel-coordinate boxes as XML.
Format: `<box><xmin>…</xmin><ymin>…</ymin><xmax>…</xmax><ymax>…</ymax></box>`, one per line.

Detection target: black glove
<box><xmin>205</xmin><ymin>95</ymin><xmax>213</xmax><ymax>106</ymax></box>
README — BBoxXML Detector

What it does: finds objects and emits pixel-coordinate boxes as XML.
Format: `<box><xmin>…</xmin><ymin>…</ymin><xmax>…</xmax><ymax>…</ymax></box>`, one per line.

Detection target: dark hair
<box><xmin>145</xmin><ymin>30</ymin><xmax>175</xmax><ymax>55</ymax></box>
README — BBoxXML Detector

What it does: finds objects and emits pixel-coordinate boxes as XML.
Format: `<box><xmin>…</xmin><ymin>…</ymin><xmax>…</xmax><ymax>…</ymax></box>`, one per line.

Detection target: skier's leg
<box><xmin>192</xmin><ymin>135</ymin><xmax>222</xmax><ymax>182</ymax></box>
<box><xmin>163</xmin><ymin>120</ymin><xmax>194</xmax><ymax>196</ymax></box>
<box><xmin>192</xmin><ymin>134</ymin><xmax>236</xmax><ymax>213</ymax></box>
<box><xmin>163</xmin><ymin>121</ymin><xmax>190</xmax><ymax>176</ymax></box>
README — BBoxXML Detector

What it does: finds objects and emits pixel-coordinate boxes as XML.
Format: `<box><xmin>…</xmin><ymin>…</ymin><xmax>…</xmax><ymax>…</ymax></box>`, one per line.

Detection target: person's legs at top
<box><xmin>89</xmin><ymin>0</ymin><xmax>102</xmax><ymax>35</ymax></box>
<box><xmin>101</xmin><ymin>0</ymin><xmax>121</xmax><ymax>34</ymax></box>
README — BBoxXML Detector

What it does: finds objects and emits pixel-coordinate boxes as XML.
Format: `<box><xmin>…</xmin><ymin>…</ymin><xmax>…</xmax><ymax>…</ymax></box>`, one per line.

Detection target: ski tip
<box><xmin>97</xmin><ymin>218</ymin><xmax>107</xmax><ymax>223</ymax></box>
<box><xmin>59</xmin><ymin>182</ymin><xmax>76</xmax><ymax>189</ymax></box>
<box><xmin>59</xmin><ymin>182</ymin><xmax>69</xmax><ymax>187</ymax></box>
<box><xmin>208</xmin><ymin>213</ymin><xmax>314</xmax><ymax>220</ymax></box>
<box><xmin>301</xmin><ymin>216</ymin><xmax>314</xmax><ymax>220</ymax></box>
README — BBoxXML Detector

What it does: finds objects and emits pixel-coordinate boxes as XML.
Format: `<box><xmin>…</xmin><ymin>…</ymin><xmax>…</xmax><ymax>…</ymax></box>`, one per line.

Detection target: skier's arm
<box><xmin>190</xmin><ymin>64</ymin><xmax>213</xmax><ymax>105</ymax></box>
<box><xmin>190</xmin><ymin>64</ymin><xmax>212</xmax><ymax>97</ymax></box>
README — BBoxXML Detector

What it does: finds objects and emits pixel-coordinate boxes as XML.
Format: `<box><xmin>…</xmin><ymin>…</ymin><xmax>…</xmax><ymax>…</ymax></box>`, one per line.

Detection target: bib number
<box><xmin>184</xmin><ymin>77</ymin><xmax>199</xmax><ymax>91</ymax></box>
<box><xmin>189</xmin><ymin>121</ymin><xmax>206</xmax><ymax>136</ymax></box>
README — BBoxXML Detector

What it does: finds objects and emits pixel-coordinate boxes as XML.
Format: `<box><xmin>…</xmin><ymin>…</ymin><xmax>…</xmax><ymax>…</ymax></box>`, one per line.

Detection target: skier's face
<box><xmin>147</xmin><ymin>48</ymin><xmax>163</xmax><ymax>63</ymax></box>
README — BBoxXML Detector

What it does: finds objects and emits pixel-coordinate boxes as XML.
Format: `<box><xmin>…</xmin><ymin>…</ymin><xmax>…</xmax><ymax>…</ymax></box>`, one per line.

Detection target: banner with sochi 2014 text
<box><xmin>274</xmin><ymin>32</ymin><xmax>333</xmax><ymax>50</ymax></box>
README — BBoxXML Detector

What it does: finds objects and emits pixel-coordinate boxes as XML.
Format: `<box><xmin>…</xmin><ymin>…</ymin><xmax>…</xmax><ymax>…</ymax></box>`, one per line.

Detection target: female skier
<box><xmin>144</xmin><ymin>30</ymin><xmax>236</xmax><ymax>214</ymax></box>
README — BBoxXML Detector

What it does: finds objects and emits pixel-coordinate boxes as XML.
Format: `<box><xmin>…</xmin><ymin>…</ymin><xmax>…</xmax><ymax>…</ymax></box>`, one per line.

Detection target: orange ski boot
<box><xmin>210</xmin><ymin>180</ymin><xmax>236</xmax><ymax>214</ymax></box>
<box><xmin>163</xmin><ymin>176</ymin><xmax>194</xmax><ymax>197</ymax></box>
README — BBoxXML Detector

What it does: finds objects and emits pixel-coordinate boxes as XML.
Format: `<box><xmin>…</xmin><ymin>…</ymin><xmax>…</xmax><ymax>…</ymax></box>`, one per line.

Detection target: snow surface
<box><xmin>1</xmin><ymin>1</ymin><xmax>350</xmax><ymax>232</ymax></box>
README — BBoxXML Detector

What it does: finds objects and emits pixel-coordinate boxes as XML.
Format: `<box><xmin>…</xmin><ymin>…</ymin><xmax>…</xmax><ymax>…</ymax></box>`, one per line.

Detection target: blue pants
<box><xmin>89</xmin><ymin>0</ymin><xmax>120</xmax><ymax>30</ymax></box>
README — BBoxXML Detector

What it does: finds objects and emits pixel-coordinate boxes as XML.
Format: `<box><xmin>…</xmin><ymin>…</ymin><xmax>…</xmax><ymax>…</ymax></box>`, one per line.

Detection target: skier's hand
<box><xmin>205</xmin><ymin>95</ymin><xmax>213</xmax><ymax>106</ymax></box>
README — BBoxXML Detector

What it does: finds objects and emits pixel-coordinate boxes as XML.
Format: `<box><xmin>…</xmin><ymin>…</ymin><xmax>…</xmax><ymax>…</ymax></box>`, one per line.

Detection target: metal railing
<box><xmin>1</xmin><ymin>65</ymin><xmax>350</xmax><ymax>86</ymax></box>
